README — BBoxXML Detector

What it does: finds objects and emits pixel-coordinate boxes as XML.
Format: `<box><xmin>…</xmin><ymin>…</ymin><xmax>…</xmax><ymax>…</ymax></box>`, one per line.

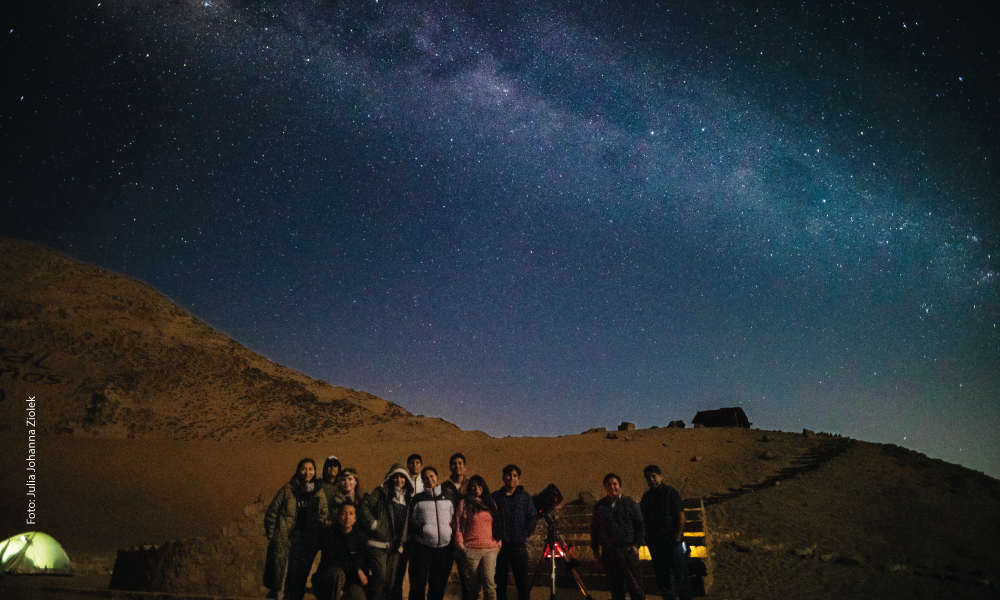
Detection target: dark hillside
<box><xmin>0</xmin><ymin>237</ymin><xmax>413</xmax><ymax>441</ymax></box>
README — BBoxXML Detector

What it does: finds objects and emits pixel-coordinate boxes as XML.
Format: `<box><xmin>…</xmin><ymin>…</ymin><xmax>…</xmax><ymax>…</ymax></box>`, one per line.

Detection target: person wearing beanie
<box><xmin>359</xmin><ymin>463</ymin><xmax>414</xmax><ymax>600</ymax></box>
<box><xmin>329</xmin><ymin>467</ymin><xmax>366</xmax><ymax>520</ymax></box>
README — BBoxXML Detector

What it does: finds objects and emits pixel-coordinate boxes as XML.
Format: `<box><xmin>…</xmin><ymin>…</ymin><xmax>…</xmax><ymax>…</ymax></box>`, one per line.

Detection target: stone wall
<box><xmin>109</xmin><ymin>499</ymin><xmax>269</xmax><ymax>596</ymax></box>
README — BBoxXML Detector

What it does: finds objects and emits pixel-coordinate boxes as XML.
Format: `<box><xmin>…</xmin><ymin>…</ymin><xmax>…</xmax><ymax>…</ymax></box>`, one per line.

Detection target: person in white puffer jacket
<box><xmin>407</xmin><ymin>467</ymin><xmax>456</xmax><ymax>600</ymax></box>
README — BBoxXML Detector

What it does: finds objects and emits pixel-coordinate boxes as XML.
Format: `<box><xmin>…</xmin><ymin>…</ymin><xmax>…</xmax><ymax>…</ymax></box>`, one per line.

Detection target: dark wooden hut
<box><xmin>692</xmin><ymin>407</ymin><xmax>752</xmax><ymax>428</ymax></box>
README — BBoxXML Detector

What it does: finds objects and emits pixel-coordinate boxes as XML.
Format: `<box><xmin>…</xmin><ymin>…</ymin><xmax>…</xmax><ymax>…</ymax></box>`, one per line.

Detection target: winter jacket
<box><xmin>492</xmin><ymin>486</ymin><xmax>538</xmax><ymax>548</ymax></box>
<box><xmin>359</xmin><ymin>464</ymin><xmax>413</xmax><ymax>552</ymax></box>
<box><xmin>590</xmin><ymin>494</ymin><xmax>645</xmax><ymax>553</ymax></box>
<box><xmin>409</xmin><ymin>484</ymin><xmax>455</xmax><ymax>548</ymax></box>
<box><xmin>263</xmin><ymin>477</ymin><xmax>328</xmax><ymax>590</ymax></box>
<box><xmin>327</xmin><ymin>488</ymin><xmax>366</xmax><ymax>522</ymax></box>
<box><xmin>319</xmin><ymin>480</ymin><xmax>340</xmax><ymax>521</ymax></box>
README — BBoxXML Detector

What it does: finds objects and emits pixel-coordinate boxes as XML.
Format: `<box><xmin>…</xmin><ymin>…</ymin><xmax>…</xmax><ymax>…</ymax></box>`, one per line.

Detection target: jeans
<box><xmin>648</xmin><ymin>542</ymin><xmax>692</xmax><ymax>600</ymax></box>
<box><xmin>408</xmin><ymin>542</ymin><xmax>454</xmax><ymax>600</ymax></box>
<box><xmin>600</xmin><ymin>547</ymin><xmax>645</xmax><ymax>600</ymax></box>
<box><xmin>494</xmin><ymin>546</ymin><xmax>531</xmax><ymax>600</ymax></box>
<box><xmin>284</xmin><ymin>530</ymin><xmax>319</xmax><ymax>600</ymax></box>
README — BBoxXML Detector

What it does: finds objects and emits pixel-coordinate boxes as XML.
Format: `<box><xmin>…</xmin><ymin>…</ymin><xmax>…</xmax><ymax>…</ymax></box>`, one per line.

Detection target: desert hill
<box><xmin>0</xmin><ymin>237</ymin><xmax>419</xmax><ymax>441</ymax></box>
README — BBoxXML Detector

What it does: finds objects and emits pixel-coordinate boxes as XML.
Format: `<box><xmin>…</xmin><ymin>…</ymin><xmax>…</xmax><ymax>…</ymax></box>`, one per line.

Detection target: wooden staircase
<box><xmin>523</xmin><ymin>498</ymin><xmax>713</xmax><ymax>597</ymax></box>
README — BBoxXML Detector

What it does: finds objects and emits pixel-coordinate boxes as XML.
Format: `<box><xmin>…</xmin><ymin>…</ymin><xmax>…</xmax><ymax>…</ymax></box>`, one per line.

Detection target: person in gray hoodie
<box><xmin>360</xmin><ymin>464</ymin><xmax>413</xmax><ymax>600</ymax></box>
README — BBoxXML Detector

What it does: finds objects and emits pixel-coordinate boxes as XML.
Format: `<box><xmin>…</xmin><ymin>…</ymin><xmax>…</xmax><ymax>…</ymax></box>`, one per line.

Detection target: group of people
<box><xmin>264</xmin><ymin>453</ymin><xmax>537</xmax><ymax>600</ymax></box>
<box><xmin>590</xmin><ymin>466</ymin><xmax>693</xmax><ymax>600</ymax></box>
<box><xmin>263</xmin><ymin>453</ymin><xmax>691</xmax><ymax>600</ymax></box>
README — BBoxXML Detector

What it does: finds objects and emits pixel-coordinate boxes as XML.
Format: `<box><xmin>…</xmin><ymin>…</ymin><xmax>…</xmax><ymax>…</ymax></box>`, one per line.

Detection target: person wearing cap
<box><xmin>640</xmin><ymin>465</ymin><xmax>691</xmax><ymax>600</ymax></box>
<box><xmin>590</xmin><ymin>473</ymin><xmax>645</xmax><ymax>600</ymax></box>
<box><xmin>319</xmin><ymin>456</ymin><xmax>343</xmax><ymax>522</ymax></box>
<box><xmin>360</xmin><ymin>464</ymin><xmax>414</xmax><ymax>600</ymax></box>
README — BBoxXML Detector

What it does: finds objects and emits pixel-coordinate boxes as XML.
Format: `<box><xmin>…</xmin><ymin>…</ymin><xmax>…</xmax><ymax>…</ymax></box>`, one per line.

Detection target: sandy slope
<box><xmin>2</xmin><ymin>424</ymin><xmax>997</xmax><ymax>598</ymax></box>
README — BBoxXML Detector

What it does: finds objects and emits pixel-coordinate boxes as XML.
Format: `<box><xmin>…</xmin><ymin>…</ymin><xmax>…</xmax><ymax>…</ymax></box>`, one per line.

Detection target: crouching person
<box><xmin>361</xmin><ymin>464</ymin><xmax>413</xmax><ymax>600</ymax></box>
<box><xmin>314</xmin><ymin>503</ymin><xmax>369</xmax><ymax>600</ymax></box>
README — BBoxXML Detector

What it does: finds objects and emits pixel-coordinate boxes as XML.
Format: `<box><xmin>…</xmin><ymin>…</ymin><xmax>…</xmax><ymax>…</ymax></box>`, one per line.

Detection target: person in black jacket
<box><xmin>590</xmin><ymin>473</ymin><xmax>645</xmax><ymax>600</ymax></box>
<box><xmin>314</xmin><ymin>503</ymin><xmax>369</xmax><ymax>600</ymax></box>
<box><xmin>492</xmin><ymin>465</ymin><xmax>537</xmax><ymax>600</ymax></box>
<box><xmin>640</xmin><ymin>465</ymin><xmax>692</xmax><ymax>600</ymax></box>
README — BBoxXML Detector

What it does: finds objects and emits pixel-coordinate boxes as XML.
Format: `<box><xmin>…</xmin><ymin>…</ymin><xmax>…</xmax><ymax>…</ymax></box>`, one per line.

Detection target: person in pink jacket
<box><xmin>453</xmin><ymin>475</ymin><xmax>503</xmax><ymax>600</ymax></box>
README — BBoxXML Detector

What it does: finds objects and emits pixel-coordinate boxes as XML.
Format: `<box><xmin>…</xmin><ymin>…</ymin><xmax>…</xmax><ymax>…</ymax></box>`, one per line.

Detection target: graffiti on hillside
<box><xmin>0</xmin><ymin>348</ymin><xmax>67</xmax><ymax>401</ymax></box>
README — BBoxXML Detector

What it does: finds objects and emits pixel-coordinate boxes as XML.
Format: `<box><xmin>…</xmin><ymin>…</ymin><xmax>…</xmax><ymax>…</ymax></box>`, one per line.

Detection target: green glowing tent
<box><xmin>0</xmin><ymin>532</ymin><xmax>73</xmax><ymax>575</ymax></box>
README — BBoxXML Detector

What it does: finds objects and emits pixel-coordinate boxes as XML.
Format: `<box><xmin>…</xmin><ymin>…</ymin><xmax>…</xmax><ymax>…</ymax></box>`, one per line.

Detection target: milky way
<box><xmin>4</xmin><ymin>0</ymin><xmax>998</xmax><ymax>476</ymax></box>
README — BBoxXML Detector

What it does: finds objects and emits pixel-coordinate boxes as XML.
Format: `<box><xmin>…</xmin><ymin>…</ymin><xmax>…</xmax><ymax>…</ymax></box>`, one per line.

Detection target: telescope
<box><xmin>530</xmin><ymin>484</ymin><xmax>593</xmax><ymax>600</ymax></box>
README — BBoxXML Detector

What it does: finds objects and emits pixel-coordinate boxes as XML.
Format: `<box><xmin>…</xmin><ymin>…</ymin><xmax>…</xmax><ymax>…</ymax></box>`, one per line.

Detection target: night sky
<box><xmin>4</xmin><ymin>1</ymin><xmax>998</xmax><ymax>477</ymax></box>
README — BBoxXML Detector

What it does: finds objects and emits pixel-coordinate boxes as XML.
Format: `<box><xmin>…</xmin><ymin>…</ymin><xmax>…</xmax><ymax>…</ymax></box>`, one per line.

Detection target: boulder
<box><xmin>618</xmin><ymin>422</ymin><xmax>636</xmax><ymax>431</ymax></box>
<box><xmin>667</xmin><ymin>420</ymin><xmax>686</xmax><ymax>428</ymax></box>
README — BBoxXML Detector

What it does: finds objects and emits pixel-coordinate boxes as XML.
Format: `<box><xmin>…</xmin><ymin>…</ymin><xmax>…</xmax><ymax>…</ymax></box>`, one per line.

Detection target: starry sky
<box><xmin>4</xmin><ymin>1</ymin><xmax>998</xmax><ymax>477</ymax></box>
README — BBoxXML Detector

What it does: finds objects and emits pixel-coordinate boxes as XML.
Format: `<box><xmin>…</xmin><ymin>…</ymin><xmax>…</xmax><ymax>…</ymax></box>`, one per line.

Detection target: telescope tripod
<box><xmin>529</xmin><ymin>514</ymin><xmax>595</xmax><ymax>600</ymax></box>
